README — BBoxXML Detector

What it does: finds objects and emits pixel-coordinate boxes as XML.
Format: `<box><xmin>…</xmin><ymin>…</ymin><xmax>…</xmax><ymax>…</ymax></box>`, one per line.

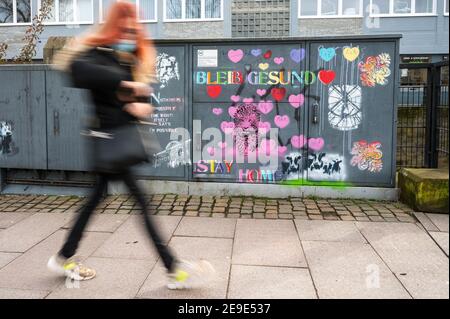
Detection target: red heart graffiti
<box><xmin>263</xmin><ymin>50</ymin><xmax>272</xmax><ymax>59</ymax></box>
<box><xmin>318</xmin><ymin>70</ymin><xmax>336</xmax><ymax>85</ymax></box>
<box><xmin>207</xmin><ymin>85</ymin><xmax>222</xmax><ymax>99</ymax></box>
<box><xmin>271</xmin><ymin>88</ymin><xmax>286</xmax><ymax>102</ymax></box>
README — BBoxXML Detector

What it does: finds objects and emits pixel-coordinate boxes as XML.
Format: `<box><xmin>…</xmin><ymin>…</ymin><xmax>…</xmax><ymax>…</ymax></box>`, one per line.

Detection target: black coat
<box><xmin>70</xmin><ymin>46</ymin><xmax>138</xmax><ymax>129</ymax></box>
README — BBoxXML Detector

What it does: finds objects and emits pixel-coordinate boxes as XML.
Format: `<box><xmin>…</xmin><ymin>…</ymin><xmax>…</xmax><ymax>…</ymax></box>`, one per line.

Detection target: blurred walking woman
<box><xmin>49</xmin><ymin>1</ymin><xmax>213</xmax><ymax>289</ymax></box>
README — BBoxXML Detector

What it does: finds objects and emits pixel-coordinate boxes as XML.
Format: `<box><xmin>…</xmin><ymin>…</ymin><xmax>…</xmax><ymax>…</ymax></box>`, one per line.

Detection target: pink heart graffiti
<box><xmin>288</xmin><ymin>94</ymin><xmax>305</xmax><ymax>109</ymax></box>
<box><xmin>212</xmin><ymin>108</ymin><xmax>223</xmax><ymax>115</ymax></box>
<box><xmin>207</xmin><ymin>147</ymin><xmax>215</xmax><ymax>156</ymax></box>
<box><xmin>256</xmin><ymin>89</ymin><xmax>267</xmax><ymax>96</ymax></box>
<box><xmin>258</xmin><ymin>121</ymin><xmax>271</xmax><ymax>134</ymax></box>
<box><xmin>230</xmin><ymin>95</ymin><xmax>240</xmax><ymax>102</ymax></box>
<box><xmin>308</xmin><ymin>138</ymin><xmax>325</xmax><ymax>151</ymax></box>
<box><xmin>274</xmin><ymin>115</ymin><xmax>290</xmax><ymax>129</ymax></box>
<box><xmin>257</xmin><ymin>100</ymin><xmax>274</xmax><ymax>114</ymax></box>
<box><xmin>243</xmin><ymin>98</ymin><xmax>254</xmax><ymax>103</ymax></box>
<box><xmin>291</xmin><ymin>135</ymin><xmax>307</xmax><ymax>149</ymax></box>
<box><xmin>274</xmin><ymin>57</ymin><xmax>284</xmax><ymax>65</ymax></box>
<box><xmin>228</xmin><ymin>49</ymin><xmax>244</xmax><ymax>63</ymax></box>
<box><xmin>278</xmin><ymin>146</ymin><xmax>288</xmax><ymax>156</ymax></box>
<box><xmin>221</xmin><ymin>121</ymin><xmax>235</xmax><ymax>134</ymax></box>
<box><xmin>228</xmin><ymin>107</ymin><xmax>237</xmax><ymax>118</ymax></box>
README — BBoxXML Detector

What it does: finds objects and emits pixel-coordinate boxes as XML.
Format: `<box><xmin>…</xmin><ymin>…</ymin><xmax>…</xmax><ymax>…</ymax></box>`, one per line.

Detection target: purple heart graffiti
<box><xmin>251</xmin><ymin>49</ymin><xmax>262</xmax><ymax>57</ymax></box>
<box><xmin>290</xmin><ymin>48</ymin><xmax>305</xmax><ymax>63</ymax></box>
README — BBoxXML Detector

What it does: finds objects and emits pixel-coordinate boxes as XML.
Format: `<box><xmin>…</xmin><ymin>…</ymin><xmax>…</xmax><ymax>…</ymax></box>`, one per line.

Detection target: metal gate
<box><xmin>397</xmin><ymin>61</ymin><xmax>449</xmax><ymax>169</ymax></box>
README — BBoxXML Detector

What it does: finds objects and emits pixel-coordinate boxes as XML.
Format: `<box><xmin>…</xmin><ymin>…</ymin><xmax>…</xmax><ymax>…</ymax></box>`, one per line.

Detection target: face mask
<box><xmin>112</xmin><ymin>40</ymin><xmax>137</xmax><ymax>53</ymax></box>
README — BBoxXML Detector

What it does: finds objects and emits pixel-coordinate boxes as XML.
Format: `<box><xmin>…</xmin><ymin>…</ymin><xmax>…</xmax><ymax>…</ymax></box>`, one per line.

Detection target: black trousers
<box><xmin>59</xmin><ymin>171</ymin><xmax>175</xmax><ymax>272</ymax></box>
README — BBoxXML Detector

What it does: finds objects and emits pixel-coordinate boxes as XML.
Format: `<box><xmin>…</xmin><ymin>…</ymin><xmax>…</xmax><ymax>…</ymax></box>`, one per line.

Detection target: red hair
<box><xmin>81</xmin><ymin>1</ymin><xmax>156</xmax><ymax>83</ymax></box>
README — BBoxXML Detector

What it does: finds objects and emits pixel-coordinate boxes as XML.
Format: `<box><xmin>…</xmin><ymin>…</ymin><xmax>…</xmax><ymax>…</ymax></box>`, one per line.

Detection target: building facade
<box><xmin>0</xmin><ymin>0</ymin><xmax>448</xmax><ymax>61</ymax></box>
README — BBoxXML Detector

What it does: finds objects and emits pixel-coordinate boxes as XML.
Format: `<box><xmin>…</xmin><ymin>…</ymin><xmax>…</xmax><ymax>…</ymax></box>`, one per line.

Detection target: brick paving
<box><xmin>0</xmin><ymin>194</ymin><xmax>417</xmax><ymax>222</ymax></box>
<box><xmin>0</xmin><ymin>197</ymin><xmax>447</xmax><ymax>299</ymax></box>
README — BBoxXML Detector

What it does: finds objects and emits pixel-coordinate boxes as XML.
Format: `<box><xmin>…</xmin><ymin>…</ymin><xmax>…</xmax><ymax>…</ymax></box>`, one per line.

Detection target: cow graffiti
<box><xmin>281</xmin><ymin>152</ymin><xmax>345</xmax><ymax>181</ymax></box>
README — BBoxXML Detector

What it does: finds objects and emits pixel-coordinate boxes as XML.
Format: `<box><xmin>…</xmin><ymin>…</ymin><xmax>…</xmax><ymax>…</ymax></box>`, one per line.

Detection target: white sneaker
<box><xmin>47</xmin><ymin>255</ymin><xmax>96</xmax><ymax>281</ymax></box>
<box><xmin>167</xmin><ymin>259</ymin><xmax>215</xmax><ymax>290</ymax></box>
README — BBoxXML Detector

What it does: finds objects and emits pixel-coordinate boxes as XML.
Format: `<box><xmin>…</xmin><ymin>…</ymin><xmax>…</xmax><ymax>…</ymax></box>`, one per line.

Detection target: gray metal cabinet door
<box><xmin>192</xmin><ymin>43</ymin><xmax>307</xmax><ymax>184</ymax></box>
<box><xmin>306</xmin><ymin>40</ymin><xmax>398</xmax><ymax>187</ymax></box>
<box><xmin>46</xmin><ymin>71</ymin><xmax>94</xmax><ymax>171</ymax></box>
<box><xmin>133</xmin><ymin>45</ymin><xmax>190</xmax><ymax>179</ymax></box>
<box><xmin>0</xmin><ymin>70</ymin><xmax>47</xmax><ymax>169</ymax></box>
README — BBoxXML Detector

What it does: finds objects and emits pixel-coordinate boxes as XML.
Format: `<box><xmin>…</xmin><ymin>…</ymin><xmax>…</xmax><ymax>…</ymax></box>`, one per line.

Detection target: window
<box><xmin>100</xmin><ymin>0</ymin><xmax>116</xmax><ymax>22</ymax></box>
<box><xmin>342</xmin><ymin>0</ymin><xmax>361</xmax><ymax>15</ymax></box>
<box><xmin>414</xmin><ymin>0</ymin><xmax>434</xmax><ymax>13</ymax></box>
<box><xmin>164</xmin><ymin>0</ymin><xmax>223</xmax><ymax>21</ymax></box>
<box><xmin>371</xmin><ymin>0</ymin><xmax>390</xmax><ymax>13</ymax></box>
<box><xmin>445</xmin><ymin>0</ymin><xmax>449</xmax><ymax>15</ymax></box>
<box><xmin>299</xmin><ymin>0</ymin><xmax>318</xmax><ymax>16</ymax></box>
<box><xmin>0</xmin><ymin>0</ymin><xmax>31</xmax><ymax>25</ymax></box>
<box><xmin>393</xmin><ymin>0</ymin><xmax>411</xmax><ymax>13</ymax></box>
<box><xmin>137</xmin><ymin>0</ymin><xmax>157</xmax><ymax>21</ymax></box>
<box><xmin>298</xmin><ymin>0</ymin><xmax>363</xmax><ymax>18</ymax></box>
<box><xmin>40</xmin><ymin>0</ymin><xmax>93</xmax><ymax>24</ymax></box>
<box><xmin>322</xmin><ymin>0</ymin><xmax>338</xmax><ymax>15</ymax></box>
<box><xmin>124</xmin><ymin>0</ymin><xmax>157</xmax><ymax>21</ymax></box>
<box><xmin>205</xmin><ymin>0</ymin><xmax>221</xmax><ymax>18</ymax></box>
<box><xmin>100</xmin><ymin>0</ymin><xmax>157</xmax><ymax>23</ymax></box>
<box><xmin>370</xmin><ymin>0</ymin><xmax>437</xmax><ymax>16</ymax></box>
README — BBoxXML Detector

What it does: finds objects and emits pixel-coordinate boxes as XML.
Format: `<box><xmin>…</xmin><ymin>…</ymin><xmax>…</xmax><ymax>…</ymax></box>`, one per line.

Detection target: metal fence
<box><xmin>436</xmin><ymin>64</ymin><xmax>449</xmax><ymax>168</ymax></box>
<box><xmin>397</xmin><ymin>62</ymin><xmax>449</xmax><ymax>169</ymax></box>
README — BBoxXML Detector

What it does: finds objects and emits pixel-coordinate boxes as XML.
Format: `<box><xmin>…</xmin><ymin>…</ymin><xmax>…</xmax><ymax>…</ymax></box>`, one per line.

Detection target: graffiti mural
<box><xmin>307</xmin><ymin>153</ymin><xmax>344</xmax><ymax>181</ymax></box>
<box><xmin>194</xmin><ymin>160</ymin><xmax>234</xmax><ymax>175</ymax></box>
<box><xmin>191</xmin><ymin>40</ymin><xmax>395</xmax><ymax>185</ymax></box>
<box><xmin>0</xmin><ymin>121</ymin><xmax>17</xmax><ymax>156</ymax></box>
<box><xmin>280</xmin><ymin>152</ymin><xmax>345</xmax><ymax>181</ymax></box>
<box><xmin>328</xmin><ymin>85</ymin><xmax>362</xmax><ymax>131</ymax></box>
<box><xmin>350</xmin><ymin>140</ymin><xmax>383</xmax><ymax>173</ymax></box>
<box><xmin>233</xmin><ymin>103</ymin><xmax>261</xmax><ymax>156</ymax></box>
<box><xmin>358</xmin><ymin>53</ymin><xmax>392</xmax><ymax>87</ymax></box>
<box><xmin>153</xmin><ymin>139</ymin><xmax>191</xmax><ymax>169</ymax></box>
<box><xmin>156</xmin><ymin>52</ymin><xmax>180</xmax><ymax>89</ymax></box>
<box><xmin>194</xmin><ymin>43</ymin><xmax>308</xmax><ymax>181</ymax></box>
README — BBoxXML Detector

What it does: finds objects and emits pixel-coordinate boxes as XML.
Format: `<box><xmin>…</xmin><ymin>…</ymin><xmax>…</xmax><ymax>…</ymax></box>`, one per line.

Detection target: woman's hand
<box><xmin>118</xmin><ymin>81</ymin><xmax>152</xmax><ymax>101</ymax></box>
<box><xmin>123</xmin><ymin>102</ymin><xmax>154</xmax><ymax>119</ymax></box>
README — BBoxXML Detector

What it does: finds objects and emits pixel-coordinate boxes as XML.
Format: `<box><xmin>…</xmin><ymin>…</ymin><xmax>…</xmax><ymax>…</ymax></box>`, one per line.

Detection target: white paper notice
<box><xmin>197</xmin><ymin>49</ymin><xmax>218</xmax><ymax>68</ymax></box>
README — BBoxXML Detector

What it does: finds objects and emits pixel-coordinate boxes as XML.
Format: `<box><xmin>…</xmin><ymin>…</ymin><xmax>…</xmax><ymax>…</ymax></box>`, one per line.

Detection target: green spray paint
<box><xmin>280</xmin><ymin>179</ymin><xmax>352</xmax><ymax>189</ymax></box>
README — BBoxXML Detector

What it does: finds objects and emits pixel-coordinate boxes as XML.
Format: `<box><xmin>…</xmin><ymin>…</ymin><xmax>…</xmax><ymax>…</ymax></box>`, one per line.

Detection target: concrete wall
<box><xmin>163</xmin><ymin>21</ymin><xmax>225</xmax><ymax>39</ymax></box>
<box><xmin>296</xmin><ymin>18</ymin><xmax>363</xmax><ymax>37</ymax></box>
<box><xmin>0</xmin><ymin>25</ymin><xmax>30</xmax><ymax>59</ymax></box>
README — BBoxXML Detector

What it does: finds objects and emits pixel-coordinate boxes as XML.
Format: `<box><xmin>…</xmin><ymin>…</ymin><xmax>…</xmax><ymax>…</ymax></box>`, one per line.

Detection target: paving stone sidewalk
<box><xmin>0</xmin><ymin>202</ymin><xmax>448</xmax><ymax>299</ymax></box>
<box><xmin>0</xmin><ymin>194</ymin><xmax>417</xmax><ymax>222</ymax></box>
